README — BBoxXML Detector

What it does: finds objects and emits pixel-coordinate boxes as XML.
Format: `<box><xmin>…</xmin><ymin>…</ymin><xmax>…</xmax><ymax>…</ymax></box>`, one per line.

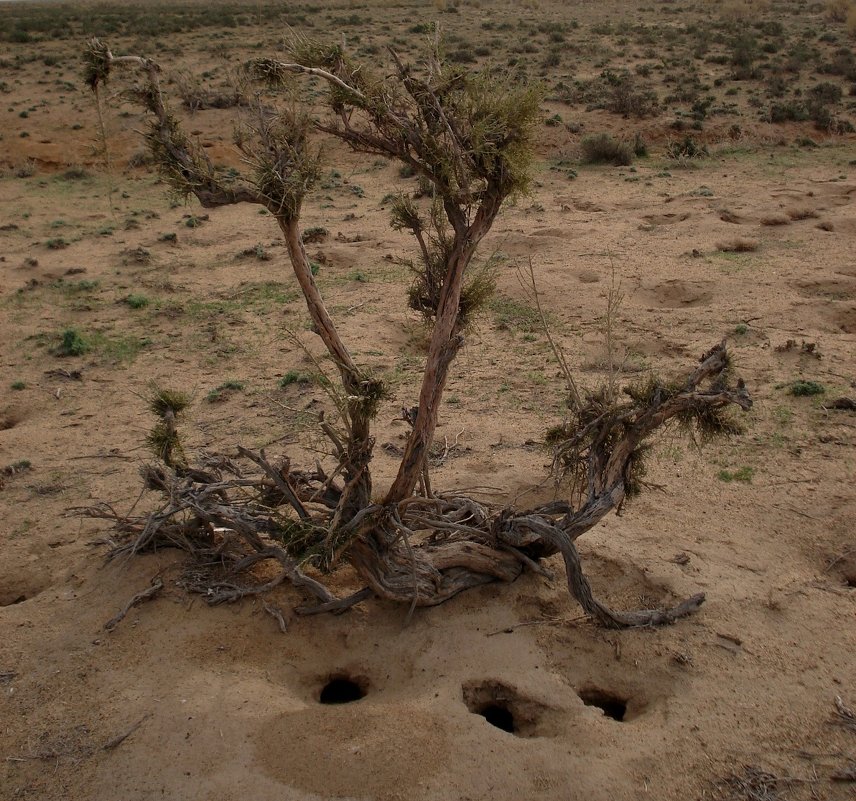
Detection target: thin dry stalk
<box><xmin>521</xmin><ymin>257</ymin><xmax>582</xmax><ymax>412</ymax></box>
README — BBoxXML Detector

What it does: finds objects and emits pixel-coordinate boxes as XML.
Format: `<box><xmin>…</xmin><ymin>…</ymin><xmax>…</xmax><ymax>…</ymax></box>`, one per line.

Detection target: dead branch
<box><xmin>261</xmin><ymin>601</ymin><xmax>288</xmax><ymax>633</ymax></box>
<box><xmin>104</xmin><ymin>577</ymin><xmax>164</xmax><ymax>631</ymax></box>
<box><xmin>102</xmin><ymin>714</ymin><xmax>151</xmax><ymax>751</ymax></box>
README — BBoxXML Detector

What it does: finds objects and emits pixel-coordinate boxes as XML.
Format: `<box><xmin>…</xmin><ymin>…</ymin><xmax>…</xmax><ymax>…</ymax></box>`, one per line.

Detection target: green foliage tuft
<box><xmin>147</xmin><ymin>386</ymin><xmax>191</xmax><ymax>417</ymax></box>
<box><xmin>83</xmin><ymin>38</ymin><xmax>111</xmax><ymax>91</ymax></box>
<box><xmin>124</xmin><ymin>293</ymin><xmax>150</xmax><ymax>309</ymax></box>
<box><xmin>788</xmin><ymin>380</ymin><xmax>825</xmax><ymax>396</ymax></box>
<box><xmin>56</xmin><ymin>328</ymin><xmax>89</xmax><ymax>357</ymax></box>
<box><xmin>718</xmin><ymin>466</ymin><xmax>754</xmax><ymax>483</ymax></box>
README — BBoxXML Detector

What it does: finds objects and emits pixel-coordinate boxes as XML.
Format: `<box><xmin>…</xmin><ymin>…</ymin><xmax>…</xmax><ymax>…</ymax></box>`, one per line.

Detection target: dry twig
<box><xmin>104</xmin><ymin>577</ymin><xmax>164</xmax><ymax>632</ymax></box>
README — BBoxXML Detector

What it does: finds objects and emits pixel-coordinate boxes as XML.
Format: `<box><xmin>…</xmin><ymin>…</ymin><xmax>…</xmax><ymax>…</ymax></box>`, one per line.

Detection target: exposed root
<box><xmin>80</xmin><ymin>343</ymin><xmax>749</xmax><ymax>629</ymax></box>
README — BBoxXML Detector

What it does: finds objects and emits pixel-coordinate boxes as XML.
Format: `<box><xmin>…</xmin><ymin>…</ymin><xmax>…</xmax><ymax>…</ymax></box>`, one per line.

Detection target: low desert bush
<box><xmin>825</xmin><ymin>0</ymin><xmax>852</xmax><ymax>22</ymax></box>
<box><xmin>580</xmin><ymin>133</ymin><xmax>634</xmax><ymax>166</ymax></box>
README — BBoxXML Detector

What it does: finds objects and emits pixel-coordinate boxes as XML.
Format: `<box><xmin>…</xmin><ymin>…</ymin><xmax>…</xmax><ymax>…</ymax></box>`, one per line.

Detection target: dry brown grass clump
<box><xmin>759</xmin><ymin>213</ymin><xmax>791</xmax><ymax>226</ymax></box>
<box><xmin>717</xmin><ymin>238</ymin><xmax>760</xmax><ymax>253</ymax></box>
<box><xmin>825</xmin><ymin>0</ymin><xmax>852</xmax><ymax>22</ymax></box>
<box><xmin>786</xmin><ymin>207</ymin><xmax>819</xmax><ymax>221</ymax></box>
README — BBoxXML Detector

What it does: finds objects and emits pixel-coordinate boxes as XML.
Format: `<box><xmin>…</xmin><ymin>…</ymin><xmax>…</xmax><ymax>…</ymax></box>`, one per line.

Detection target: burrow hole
<box><xmin>463</xmin><ymin>680</ymin><xmax>543</xmax><ymax>737</ymax></box>
<box><xmin>318</xmin><ymin>674</ymin><xmax>368</xmax><ymax>705</ymax></box>
<box><xmin>577</xmin><ymin>687</ymin><xmax>628</xmax><ymax>722</ymax></box>
<box><xmin>0</xmin><ymin>594</ymin><xmax>27</xmax><ymax>607</ymax></box>
<box><xmin>479</xmin><ymin>702</ymin><xmax>516</xmax><ymax>733</ymax></box>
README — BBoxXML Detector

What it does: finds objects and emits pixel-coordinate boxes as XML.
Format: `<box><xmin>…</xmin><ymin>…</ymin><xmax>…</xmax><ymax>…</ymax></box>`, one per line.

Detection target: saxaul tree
<box><xmin>81</xmin><ymin>35</ymin><xmax>752</xmax><ymax>627</ymax></box>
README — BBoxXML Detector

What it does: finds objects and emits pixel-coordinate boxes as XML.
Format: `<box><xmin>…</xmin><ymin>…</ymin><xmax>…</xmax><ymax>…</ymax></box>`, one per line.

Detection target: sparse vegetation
<box><xmin>207</xmin><ymin>380</ymin><xmax>245</xmax><ymax>402</ymax></box>
<box><xmin>718</xmin><ymin>466</ymin><xmax>754</xmax><ymax>483</ymax></box>
<box><xmin>0</xmin><ymin>3</ymin><xmax>853</xmax><ymax>798</ymax></box>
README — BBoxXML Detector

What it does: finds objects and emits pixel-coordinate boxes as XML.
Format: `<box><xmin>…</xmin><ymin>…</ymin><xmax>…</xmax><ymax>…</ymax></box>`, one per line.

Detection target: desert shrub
<box><xmin>806</xmin><ymin>81</ymin><xmax>847</xmax><ymax>129</ymax></box>
<box><xmin>817</xmin><ymin>47</ymin><xmax>856</xmax><ymax>78</ymax></box>
<box><xmin>564</xmin><ymin>70</ymin><xmax>659</xmax><ymax>118</ymax></box>
<box><xmin>825</xmin><ymin>0</ymin><xmax>852</xmax><ymax>21</ymax></box>
<box><xmin>79</xmin><ymin>32</ymin><xmax>754</xmax><ymax>633</ymax></box>
<box><xmin>691</xmin><ymin>95</ymin><xmax>714</xmax><ymax>121</ymax></box>
<box><xmin>603</xmin><ymin>70</ymin><xmax>660</xmax><ymax>117</ymax></box>
<box><xmin>56</xmin><ymin>328</ymin><xmax>89</xmax><ymax>357</ymax></box>
<box><xmin>720</xmin><ymin>0</ymin><xmax>754</xmax><ymax>23</ymax></box>
<box><xmin>809</xmin><ymin>81</ymin><xmax>843</xmax><ymax>106</ymax></box>
<box><xmin>580</xmin><ymin>133</ymin><xmax>634</xmax><ymax>166</ymax></box>
<box><xmin>542</xmin><ymin>49</ymin><xmax>561</xmax><ymax>68</ymax></box>
<box><xmin>716</xmin><ymin>238</ymin><xmax>759</xmax><ymax>252</ymax></box>
<box><xmin>665</xmin><ymin>136</ymin><xmax>708</xmax><ymax>159</ymax></box>
<box><xmin>730</xmin><ymin>32</ymin><xmax>759</xmax><ymax>79</ymax></box>
<box><xmin>769</xmin><ymin>100</ymin><xmax>809</xmax><ymax>122</ymax></box>
<box><xmin>124</xmin><ymin>294</ymin><xmax>150</xmax><ymax>309</ymax></box>
<box><xmin>788</xmin><ymin>380</ymin><xmax>825</xmax><ymax>396</ymax></box>
<box><xmin>447</xmin><ymin>46</ymin><xmax>476</xmax><ymax>63</ymax></box>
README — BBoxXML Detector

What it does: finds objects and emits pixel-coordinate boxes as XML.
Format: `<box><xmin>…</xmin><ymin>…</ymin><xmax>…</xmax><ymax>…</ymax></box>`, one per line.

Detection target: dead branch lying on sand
<box><xmin>103</xmin><ymin>577</ymin><xmax>164</xmax><ymax>632</ymax></box>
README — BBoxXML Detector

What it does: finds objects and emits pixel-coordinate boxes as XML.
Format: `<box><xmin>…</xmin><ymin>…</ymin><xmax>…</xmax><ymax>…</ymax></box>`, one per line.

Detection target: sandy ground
<box><xmin>1</xmin><ymin>1</ymin><xmax>856</xmax><ymax>799</ymax></box>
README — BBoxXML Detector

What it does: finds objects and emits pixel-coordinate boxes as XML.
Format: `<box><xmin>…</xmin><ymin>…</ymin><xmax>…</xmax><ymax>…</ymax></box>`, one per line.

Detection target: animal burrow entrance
<box><xmin>479</xmin><ymin>702</ymin><xmax>516</xmax><ymax>733</ymax></box>
<box><xmin>318</xmin><ymin>673</ymin><xmax>368</xmax><ymax>705</ymax></box>
<box><xmin>577</xmin><ymin>686</ymin><xmax>629</xmax><ymax>722</ymax></box>
<box><xmin>0</xmin><ymin>594</ymin><xmax>27</xmax><ymax>607</ymax></box>
<box><xmin>462</xmin><ymin>680</ymin><xmax>547</xmax><ymax>737</ymax></box>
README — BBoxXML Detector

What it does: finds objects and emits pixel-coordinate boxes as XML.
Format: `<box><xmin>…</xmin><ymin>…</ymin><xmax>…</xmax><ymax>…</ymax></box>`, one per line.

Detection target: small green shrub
<box><xmin>665</xmin><ymin>136</ymin><xmax>708</xmax><ymax>159</ymax></box>
<box><xmin>279</xmin><ymin>370</ymin><xmax>313</xmax><ymax>387</ymax></box>
<box><xmin>788</xmin><ymin>380</ymin><xmax>825</xmax><ymax>396</ymax></box>
<box><xmin>10</xmin><ymin>381</ymin><xmax>26</xmax><ymax>390</ymax></box>
<box><xmin>207</xmin><ymin>380</ymin><xmax>245</xmax><ymax>402</ymax></box>
<box><xmin>124</xmin><ymin>294</ymin><xmax>150</xmax><ymax>309</ymax></box>
<box><xmin>56</xmin><ymin>328</ymin><xmax>89</xmax><ymax>357</ymax></box>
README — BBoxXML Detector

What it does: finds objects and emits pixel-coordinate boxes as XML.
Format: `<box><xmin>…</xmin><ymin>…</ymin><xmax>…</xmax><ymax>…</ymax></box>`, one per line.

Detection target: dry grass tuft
<box><xmin>715</xmin><ymin>765</ymin><xmax>785</xmax><ymax>800</ymax></box>
<box><xmin>786</xmin><ymin>207</ymin><xmax>819</xmax><ymax>221</ymax></box>
<box><xmin>717</xmin><ymin>238</ymin><xmax>759</xmax><ymax>253</ymax></box>
<box><xmin>759</xmin><ymin>214</ymin><xmax>791</xmax><ymax>227</ymax></box>
<box><xmin>825</xmin><ymin>0</ymin><xmax>852</xmax><ymax>22</ymax></box>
